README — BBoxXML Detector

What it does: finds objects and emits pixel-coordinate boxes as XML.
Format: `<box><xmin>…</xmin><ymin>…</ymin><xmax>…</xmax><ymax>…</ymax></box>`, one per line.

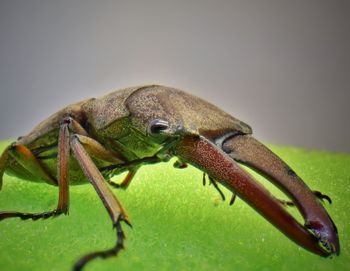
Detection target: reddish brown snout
<box><xmin>173</xmin><ymin>134</ymin><xmax>339</xmax><ymax>257</ymax></box>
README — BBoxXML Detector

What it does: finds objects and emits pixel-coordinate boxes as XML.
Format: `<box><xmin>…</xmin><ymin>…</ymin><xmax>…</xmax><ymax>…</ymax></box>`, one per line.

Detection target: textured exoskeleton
<box><xmin>0</xmin><ymin>85</ymin><xmax>339</xmax><ymax>270</ymax></box>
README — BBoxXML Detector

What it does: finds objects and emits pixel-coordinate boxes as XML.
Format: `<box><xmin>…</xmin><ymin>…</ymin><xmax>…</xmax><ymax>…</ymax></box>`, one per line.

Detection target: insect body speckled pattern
<box><xmin>0</xmin><ymin>85</ymin><xmax>340</xmax><ymax>270</ymax></box>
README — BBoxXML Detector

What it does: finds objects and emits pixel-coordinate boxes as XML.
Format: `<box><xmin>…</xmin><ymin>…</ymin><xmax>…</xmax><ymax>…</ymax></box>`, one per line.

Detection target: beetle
<box><xmin>0</xmin><ymin>85</ymin><xmax>340</xmax><ymax>270</ymax></box>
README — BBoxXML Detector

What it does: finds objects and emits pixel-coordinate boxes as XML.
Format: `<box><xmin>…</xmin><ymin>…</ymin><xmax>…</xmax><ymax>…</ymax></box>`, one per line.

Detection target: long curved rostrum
<box><xmin>173</xmin><ymin>135</ymin><xmax>337</xmax><ymax>257</ymax></box>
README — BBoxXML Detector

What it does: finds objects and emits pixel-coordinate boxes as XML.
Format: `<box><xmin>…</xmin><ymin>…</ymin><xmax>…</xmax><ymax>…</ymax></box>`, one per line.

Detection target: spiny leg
<box><xmin>70</xmin><ymin>135</ymin><xmax>131</xmax><ymax>271</ymax></box>
<box><xmin>0</xmin><ymin>121</ymin><xmax>70</xmax><ymax>220</ymax></box>
<box><xmin>73</xmin><ymin>222</ymin><xmax>125</xmax><ymax>271</ymax></box>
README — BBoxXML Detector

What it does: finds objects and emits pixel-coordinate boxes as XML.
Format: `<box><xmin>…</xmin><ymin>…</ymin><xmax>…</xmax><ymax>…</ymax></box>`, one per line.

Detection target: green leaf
<box><xmin>0</xmin><ymin>140</ymin><xmax>349</xmax><ymax>271</ymax></box>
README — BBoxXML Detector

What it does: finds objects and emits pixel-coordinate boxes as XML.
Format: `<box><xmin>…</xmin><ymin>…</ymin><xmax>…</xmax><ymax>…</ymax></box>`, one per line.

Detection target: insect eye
<box><xmin>147</xmin><ymin>119</ymin><xmax>170</xmax><ymax>135</ymax></box>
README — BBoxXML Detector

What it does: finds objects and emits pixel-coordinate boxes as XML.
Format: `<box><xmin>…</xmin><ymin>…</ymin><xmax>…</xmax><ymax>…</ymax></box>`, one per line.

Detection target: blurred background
<box><xmin>0</xmin><ymin>0</ymin><xmax>349</xmax><ymax>152</ymax></box>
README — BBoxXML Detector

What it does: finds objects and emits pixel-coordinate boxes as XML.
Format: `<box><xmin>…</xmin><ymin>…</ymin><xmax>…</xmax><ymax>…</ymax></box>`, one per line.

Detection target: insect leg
<box><xmin>107</xmin><ymin>167</ymin><xmax>139</xmax><ymax>190</ymax></box>
<box><xmin>55</xmin><ymin>120</ymin><xmax>70</xmax><ymax>214</ymax></box>
<box><xmin>71</xmin><ymin>133</ymin><xmax>137</xmax><ymax>190</ymax></box>
<box><xmin>70</xmin><ymin>135</ymin><xmax>131</xmax><ymax>271</ymax></box>
<box><xmin>0</xmin><ymin>122</ymin><xmax>70</xmax><ymax>220</ymax></box>
<box><xmin>74</xmin><ymin>134</ymin><xmax>124</xmax><ymax>164</ymax></box>
<box><xmin>60</xmin><ymin>116</ymin><xmax>126</xmax><ymax>163</ymax></box>
<box><xmin>8</xmin><ymin>143</ymin><xmax>57</xmax><ymax>186</ymax></box>
<box><xmin>208</xmin><ymin>175</ymin><xmax>226</xmax><ymax>201</ymax></box>
<box><xmin>202</xmin><ymin>173</ymin><xmax>227</xmax><ymax>201</ymax></box>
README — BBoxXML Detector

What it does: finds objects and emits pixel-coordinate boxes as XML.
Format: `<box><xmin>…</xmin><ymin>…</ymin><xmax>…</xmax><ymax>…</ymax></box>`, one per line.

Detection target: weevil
<box><xmin>0</xmin><ymin>85</ymin><xmax>339</xmax><ymax>270</ymax></box>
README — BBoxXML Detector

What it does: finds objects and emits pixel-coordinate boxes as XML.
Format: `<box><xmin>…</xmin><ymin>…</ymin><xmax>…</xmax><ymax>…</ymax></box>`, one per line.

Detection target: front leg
<box><xmin>70</xmin><ymin>135</ymin><xmax>131</xmax><ymax>271</ymax></box>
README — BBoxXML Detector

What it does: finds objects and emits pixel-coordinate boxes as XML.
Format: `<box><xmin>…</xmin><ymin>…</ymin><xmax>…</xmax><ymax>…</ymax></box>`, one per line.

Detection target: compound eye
<box><xmin>147</xmin><ymin>119</ymin><xmax>170</xmax><ymax>135</ymax></box>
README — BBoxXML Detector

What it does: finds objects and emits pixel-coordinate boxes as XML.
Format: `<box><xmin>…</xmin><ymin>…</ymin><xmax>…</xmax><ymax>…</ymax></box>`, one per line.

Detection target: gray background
<box><xmin>0</xmin><ymin>0</ymin><xmax>349</xmax><ymax>152</ymax></box>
